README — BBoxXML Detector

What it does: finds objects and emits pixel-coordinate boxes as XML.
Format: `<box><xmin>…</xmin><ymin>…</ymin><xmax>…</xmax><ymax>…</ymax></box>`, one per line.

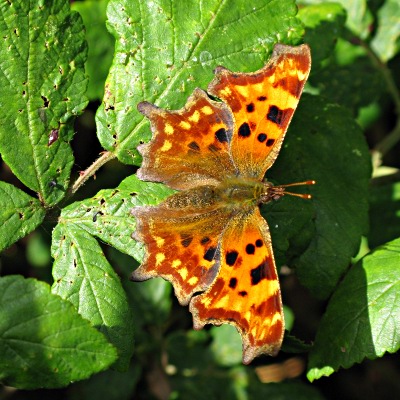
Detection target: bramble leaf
<box><xmin>0</xmin><ymin>181</ymin><xmax>45</xmax><ymax>252</ymax></box>
<box><xmin>0</xmin><ymin>275</ymin><xmax>117</xmax><ymax>389</ymax></box>
<box><xmin>0</xmin><ymin>0</ymin><xmax>87</xmax><ymax>206</ymax></box>
<box><xmin>308</xmin><ymin>238</ymin><xmax>400</xmax><ymax>381</ymax></box>
<box><xmin>97</xmin><ymin>0</ymin><xmax>305</xmax><ymax>164</ymax></box>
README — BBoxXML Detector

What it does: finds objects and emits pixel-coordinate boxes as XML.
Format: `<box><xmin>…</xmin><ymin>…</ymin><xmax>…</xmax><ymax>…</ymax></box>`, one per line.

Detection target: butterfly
<box><xmin>131</xmin><ymin>44</ymin><xmax>312</xmax><ymax>364</ymax></box>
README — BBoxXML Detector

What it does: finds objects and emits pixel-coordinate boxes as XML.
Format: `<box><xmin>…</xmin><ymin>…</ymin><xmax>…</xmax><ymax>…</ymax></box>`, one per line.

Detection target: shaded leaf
<box><xmin>369</xmin><ymin>181</ymin><xmax>400</xmax><ymax>248</ymax></box>
<box><xmin>308</xmin><ymin>238</ymin><xmax>400</xmax><ymax>381</ymax></box>
<box><xmin>310</xmin><ymin>57</ymin><xmax>383</xmax><ymax>115</ymax></box>
<box><xmin>0</xmin><ymin>275</ymin><xmax>117</xmax><ymax>389</ymax></box>
<box><xmin>72</xmin><ymin>0</ymin><xmax>114</xmax><ymax>100</ymax></box>
<box><xmin>300</xmin><ymin>0</ymin><xmax>372</xmax><ymax>38</ymax></box>
<box><xmin>298</xmin><ymin>3</ymin><xmax>346</xmax><ymax>70</ymax></box>
<box><xmin>97</xmin><ymin>0</ymin><xmax>305</xmax><ymax>164</ymax></box>
<box><xmin>267</xmin><ymin>94</ymin><xmax>372</xmax><ymax>298</ymax></box>
<box><xmin>0</xmin><ymin>181</ymin><xmax>45</xmax><ymax>252</ymax></box>
<box><xmin>371</xmin><ymin>0</ymin><xmax>400</xmax><ymax>62</ymax></box>
<box><xmin>0</xmin><ymin>0</ymin><xmax>88</xmax><ymax>206</ymax></box>
<box><xmin>70</xmin><ymin>364</ymin><xmax>141</xmax><ymax>400</ymax></box>
<box><xmin>166</xmin><ymin>330</ymin><xmax>238</xmax><ymax>399</ymax></box>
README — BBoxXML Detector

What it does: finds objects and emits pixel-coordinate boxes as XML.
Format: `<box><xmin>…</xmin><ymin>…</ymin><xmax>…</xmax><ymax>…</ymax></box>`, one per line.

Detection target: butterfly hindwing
<box><xmin>132</xmin><ymin>187</ymin><xmax>233</xmax><ymax>305</ymax></box>
<box><xmin>190</xmin><ymin>208</ymin><xmax>284</xmax><ymax>364</ymax></box>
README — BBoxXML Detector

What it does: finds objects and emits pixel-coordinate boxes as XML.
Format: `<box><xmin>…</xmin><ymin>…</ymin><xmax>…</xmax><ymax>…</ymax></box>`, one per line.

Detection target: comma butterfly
<box><xmin>132</xmin><ymin>44</ymin><xmax>312</xmax><ymax>364</ymax></box>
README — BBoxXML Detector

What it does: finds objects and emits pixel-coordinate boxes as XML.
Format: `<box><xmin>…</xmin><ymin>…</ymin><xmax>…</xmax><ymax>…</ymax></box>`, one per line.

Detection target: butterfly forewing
<box><xmin>208</xmin><ymin>44</ymin><xmax>311</xmax><ymax>180</ymax></box>
<box><xmin>137</xmin><ymin>89</ymin><xmax>236</xmax><ymax>190</ymax></box>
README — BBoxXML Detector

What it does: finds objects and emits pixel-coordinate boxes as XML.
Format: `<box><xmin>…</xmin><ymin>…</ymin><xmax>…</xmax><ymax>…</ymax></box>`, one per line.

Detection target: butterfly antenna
<box><xmin>279</xmin><ymin>180</ymin><xmax>316</xmax><ymax>200</ymax></box>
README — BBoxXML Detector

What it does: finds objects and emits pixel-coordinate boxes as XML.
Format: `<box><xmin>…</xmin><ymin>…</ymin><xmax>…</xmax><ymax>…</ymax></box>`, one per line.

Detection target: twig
<box><xmin>71</xmin><ymin>151</ymin><xmax>116</xmax><ymax>194</ymax></box>
<box><xmin>355</xmin><ymin>38</ymin><xmax>400</xmax><ymax>159</ymax></box>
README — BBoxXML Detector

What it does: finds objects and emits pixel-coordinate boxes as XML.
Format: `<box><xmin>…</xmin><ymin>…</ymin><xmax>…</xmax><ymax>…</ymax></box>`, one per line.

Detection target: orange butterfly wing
<box><xmin>137</xmin><ymin>88</ymin><xmax>236</xmax><ymax>190</ymax></box>
<box><xmin>208</xmin><ymin>44</ymin><xmax>311</xmax><ymax>179</ymax></box>
<box><xmin>133</xmin><ymin>44</ymin><xmax>311</xmax><ymax>364</ymax></box>
<box><xmin>131</xmin><ymin>188</ymin><xmax>232</xmax><ymax>305</ymax></box>
<box><xmin>190</xmin><ymin>208</ymin><xmax>283</xmax><ymax>364</ymax></box>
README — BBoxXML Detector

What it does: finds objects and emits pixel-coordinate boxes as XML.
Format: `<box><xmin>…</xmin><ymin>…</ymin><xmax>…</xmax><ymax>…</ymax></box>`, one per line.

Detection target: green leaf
<box><xmin>0</xmin><ymin>275</ymin><xmax>117</xmax><ymax>389</ymax></box>
<box><xmin>166</xmin><ymin>330</ymin><xmax>237</xmax><ymax>399</ymax></box>
<box><xmin>0</xmin><ymin>0</ymin><xmax>88</xmax><ymax>206</ymax></box>
<box><xmin>369</xmin><ymin>181</ymin><xmax>400</xmax><ymax>248</ymax></box>
<box><xmin>55</xmin><ymin>175</ymin><xmax>174</xmax><ymax>261</ymax></box>
<box><xmin>166</xmin><ymin>330</ymin><xmax>212</xmax><ymax>371</ymax></box>
<box><xmin>72</xmin><ymin>0</ymin><xmax>114</xmax><ymax>101</ymax></box>
<box><xmin>300</xmin><ymin>0</ymin><xmax>372</xmax><ymax>38</ymax></box>
<box><xmin>298</xmin><ymin>3</ymin><xmax>346</xmax><ymax>69</ymax></box>
<box><xmin>267</xmin><ymin>94</ymin><xmax>372</xmax><ymax>299</ymax></box>
<box><xmin>97</xmin><ymin>0</ymin><xmax>305</xmax><ymax>164</ymax></box>
<box><xmin>50</xmin><ymin>175</ymin><xmax>174</xmax><ymax>370</ymax></box>
<box><xmin>371</xmin><ymin>0</ymin><xmax>400</xmax><ymax>62</ymax></box>
<box><xmin>51</xmin><ymin>223</ymin><xmax>134</xmax><ymax>371</ymax></box>
<box><xmin>310</xmin><ymin>57</ymin><xmax>383</xmax><ymax>115</ymax></box>
<box><xmin>282</xmin><ymin>334</ymin><xmax>312</xmax><ymax>353</ymax></box>
<box><xmin>210</xmin><ymin>325</ymin><xmax>242</xmax><ymax>367</ymax></box>
<box><xmin>307</xmin><ymin>238</ymin><xmax>400</xmax><ymax>381</ymax></box>
<box><xmin>128</xmin><ymin>279</ymin><xmax>172</xmax><ymax>334</ymax></box>
<box><xmin>0</xmin><ymin>181</ymin><xmax>45</xmax><ymax>252</ymax></box>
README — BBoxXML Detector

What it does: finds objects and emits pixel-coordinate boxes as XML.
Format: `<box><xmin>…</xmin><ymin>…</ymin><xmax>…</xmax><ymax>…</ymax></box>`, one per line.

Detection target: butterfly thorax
<box><xmin>215</xmin><ymin>176</ymin><xmax>280</xmax><ymax>208</ymax></box>
<box><xmin>163</xmin><ymin>177</ymin><xmax>280</xmax><ymax>212</ymax></box>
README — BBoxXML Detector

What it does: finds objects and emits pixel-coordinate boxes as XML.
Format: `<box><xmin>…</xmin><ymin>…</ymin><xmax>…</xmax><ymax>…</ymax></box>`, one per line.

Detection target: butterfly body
<box><xmin>132</xmin><ymin>44</ymin><xmax>312</xmax><ymax>364</ymax></box>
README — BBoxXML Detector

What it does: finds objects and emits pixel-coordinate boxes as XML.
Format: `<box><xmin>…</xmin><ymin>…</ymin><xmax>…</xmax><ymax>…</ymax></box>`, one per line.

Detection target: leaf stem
<box><xmin>70</xmin><ymin>151</ymin><xmax>116</xmax><ymax>194</ymax></box>
<box><xmin>355</xmin><ymin>38</ymin><xmax>400</xmax><ymax>159</ymax></box>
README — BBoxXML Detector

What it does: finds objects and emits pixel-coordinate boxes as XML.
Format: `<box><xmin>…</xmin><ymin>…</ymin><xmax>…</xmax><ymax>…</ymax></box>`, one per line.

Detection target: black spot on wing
<box><xmin>246</xmin><ymin>103</ymin><xmax>255</xmax><ymax>112</ymax></box>
<box><xmin>215</xmin><ymin>128</ymin><xmax>228</xmax><ymax>143</ymax></box>
<box><xmin>229</xmin><ymin>277</ymin><xmax>237</xmax><ymax>289</ymax></box>
<box><xmin>250</xmin><ymin>258</ymin><xmax>274</xmax><ymax>285</ymax></box>
<box><xmin>267</xmin><ymin>105</ymin><xmax>284</xmax><ymax>125</ymax></box>
<box><xmin>226</xmin><ymin>251</ymin><xmax>238</xmax><ymax>266</ymax></box>
<box><xmin>181</xmin><ymin>234</ymin><xmax>193</xmax><ymax>248</ymax></box>
<box><xmin>257</xmin><ymin>133</ymin><xmax>267</xmax><ymax>143</ymax></box>
<box><xmin>238</xmin><ymin>122</ymin><xmax>251</xmax><ymax>137</ymax></box>
<box><xmin>246</xmin><ymin>243</ymin><xmax>255</xmax><ymax>255</ymax></box>
<box><xmin>266</xmin><ymin>138</ymin><xmax>275</xmax><ymax>147</ymax></box>
<box><xmin>208</xmin><ymin>144</ymin><xmax>220</xmax><ymax>152</ymax></box>
<box><xmin>204</xmin><ymin>246</ymin><xmax>217</xmax><ymax>261</ymax></box>
<box><xmin>188</xmin><ymin>141</ymin><xmax>200</xmax><ymax>151</ymax></box>
<box><xmin>201</xmin><ymin>236</ymin><xmax>210</xmax><ymax>245</ymax></box>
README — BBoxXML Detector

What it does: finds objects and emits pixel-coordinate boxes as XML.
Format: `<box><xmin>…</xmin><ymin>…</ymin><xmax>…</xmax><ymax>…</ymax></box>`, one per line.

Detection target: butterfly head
<box><xmin>260</xmin><ymin>180</ymin><xmax>316</xmax><ymax>203</ymax></box>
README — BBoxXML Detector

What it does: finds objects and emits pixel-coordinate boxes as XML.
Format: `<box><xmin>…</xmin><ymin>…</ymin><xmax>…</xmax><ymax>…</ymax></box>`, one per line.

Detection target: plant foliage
<box><xmin>0</xmin><ymin>0</ymin><xmax>399</xmax><ymax>398</ymax></box>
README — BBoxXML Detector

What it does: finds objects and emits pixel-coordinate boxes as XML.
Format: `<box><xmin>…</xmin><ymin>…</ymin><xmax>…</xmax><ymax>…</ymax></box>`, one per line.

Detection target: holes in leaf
<box><xmin>41</xmin><ymin>95</ymin><xmax>49</xmax><ymax>108</ymax></box>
